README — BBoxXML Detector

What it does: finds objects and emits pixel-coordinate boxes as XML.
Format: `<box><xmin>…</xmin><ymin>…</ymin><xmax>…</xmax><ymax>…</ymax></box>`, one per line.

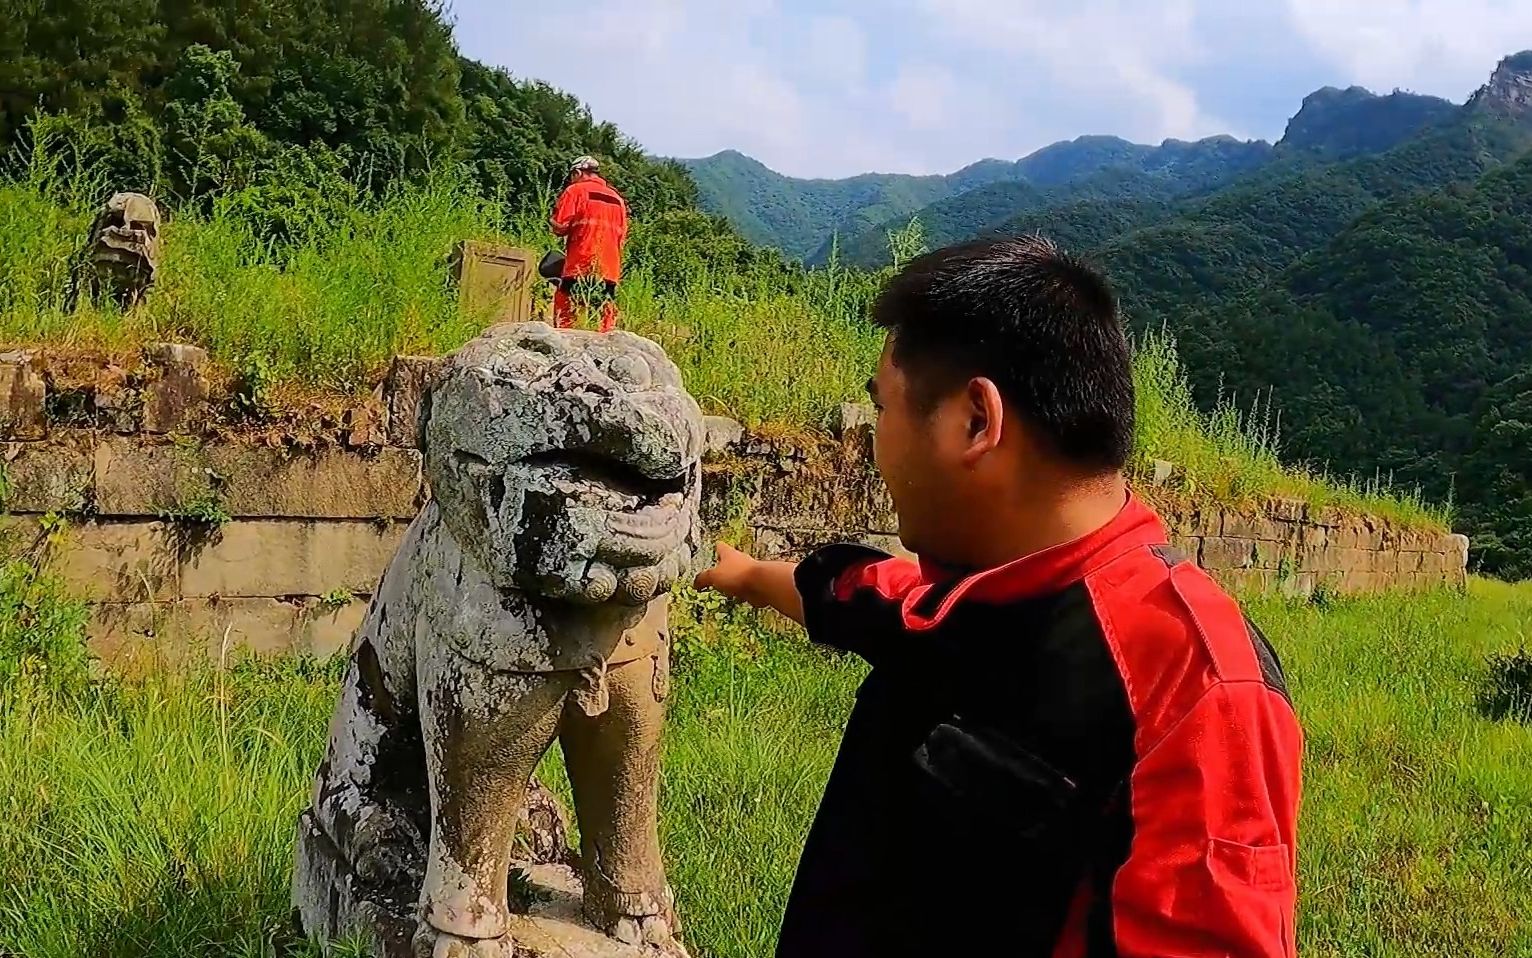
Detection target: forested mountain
<box><xmin>825</xmin><ymin>135</ymin><xmax>1275</xmax><ymax>266</ymax></box>
<box><xmin>1072</xmin><ymin>53</ymin><xmax>1532</xmax><ymax>577</ymax></box>
<box><xmin>1279</xmin><ymin>86</ymin><xmax>1457</xmax><ymax>159</ymax></box>
<box><xmin>1141</xmin><ymin>145</ymin><xmax>1532</xmax><ymax>575</ymax></box>
<box><xmin>694</xmin><ymin>80</ymin><xmax>1468</xmax><ymax>269</ymax></box>
<box><xmin>676</xmin><ymin>150</ymin><xmax>1003</xmax><ymax>261</ymax></box>
<box><xmin>681</xmin><ymin>134</ymin><xmax>1272</xmax><ymax>263</ymax></box>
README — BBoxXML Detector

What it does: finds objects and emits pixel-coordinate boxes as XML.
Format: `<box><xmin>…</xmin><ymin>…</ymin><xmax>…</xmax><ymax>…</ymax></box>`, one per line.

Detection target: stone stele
<box><xmin>293</xmin><ymin>322</ymin><xmax>705</xmax><ymax>958</ymax></box>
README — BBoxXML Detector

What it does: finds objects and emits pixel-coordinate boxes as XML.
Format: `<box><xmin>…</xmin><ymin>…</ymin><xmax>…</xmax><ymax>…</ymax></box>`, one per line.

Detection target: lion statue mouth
<box><xmin>423</xmin><ymin>322</ymin><xmax>705</xmax><ymax>606</ymax></box>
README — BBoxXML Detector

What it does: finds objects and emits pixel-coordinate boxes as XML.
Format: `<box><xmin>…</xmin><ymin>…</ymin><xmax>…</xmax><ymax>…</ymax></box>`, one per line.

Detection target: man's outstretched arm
<box><xmin>693</xmin><ymin>542</ymin><xmax>804</xmax><ymax>625</ymax></box>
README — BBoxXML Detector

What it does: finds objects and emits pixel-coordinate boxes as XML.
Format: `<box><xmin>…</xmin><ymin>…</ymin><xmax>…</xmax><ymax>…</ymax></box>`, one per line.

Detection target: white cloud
<box><xmin>913</xmin><ymin>0</ymin><xmax>1231</xmax><ymax>143</ymax></box>
<box><xmin>457</xmin><ymin>0</ymin><xmax>818</xmax><ymax>169</ymax></box>
<box><xmin>1284</xmin><ymin>0</ymin><xmax>1532</xmax><ymax>99</ymax></box>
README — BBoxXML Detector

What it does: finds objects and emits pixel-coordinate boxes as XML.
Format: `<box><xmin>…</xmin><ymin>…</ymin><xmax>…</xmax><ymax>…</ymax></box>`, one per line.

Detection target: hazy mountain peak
<box><xmin>1279</xmin><ymin>84</ymin><xmax>1454</xmax><ymax>157</ymax></box>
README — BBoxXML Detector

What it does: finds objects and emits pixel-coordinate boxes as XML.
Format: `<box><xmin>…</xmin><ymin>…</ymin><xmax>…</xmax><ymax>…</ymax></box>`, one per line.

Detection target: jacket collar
<box><xmin>900</xmin><ymin>492</ymin><xmax>1166</xmax><ymax>631</ymax></box>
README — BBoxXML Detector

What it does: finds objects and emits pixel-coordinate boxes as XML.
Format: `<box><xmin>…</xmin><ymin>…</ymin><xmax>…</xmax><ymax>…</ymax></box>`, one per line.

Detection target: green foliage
<box><xmin>680</xmin><ymin>150</ymin><xmax>972</xmax><ymax>262</ymax></box>
<box><xmin>318</xmin><ymin>589</ymin><xmax>355</xmax><ymax>611</ymax></box>
<box><xmin>1135</xmin><ymin>138</ymin><xmax>1532</xmax><ymax>575</ymax></box>
<box><xmin>160</xmin><ymin>45</ymin><xmax>269</xmax><ymax>202</ymax></box>
<box><xmin>0</xmin><ymin>521</ymin><xmax>92</xmax><ymax>701</ymax></box>
<box><xmin>1461</xmin><ymin>371</ymin><xmax>1532</xmax><ymax>578</ymax></box>
<box><xmin>2</xmin><ymin>0</ymin><xmax>463</xmax><ymax>194</ymax></box>
<box><xmin>885</xmin><ymin>216</ymin><xmax>928</xmax><ymax>270</ymax></box>
<box><xmin>156</xmin><ymin>491</ymin><xmax>231</xmax><ymax>529</ymax></box>
<box><xmin>0</xmin><ymin>0</ymin><xmax>693</xmax><ymax>235</ymax></box>
<box><xmin>150</xmin><ymin>450</ymin><xmax>231</xmax><ymax>531</ymax></box>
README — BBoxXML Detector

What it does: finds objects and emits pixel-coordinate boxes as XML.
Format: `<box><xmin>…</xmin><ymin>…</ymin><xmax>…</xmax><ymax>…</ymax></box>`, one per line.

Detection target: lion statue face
<box><xmin>423</xmin><ymin>322</ymin><xmax>704</xmax><ymax>606</ymax></box>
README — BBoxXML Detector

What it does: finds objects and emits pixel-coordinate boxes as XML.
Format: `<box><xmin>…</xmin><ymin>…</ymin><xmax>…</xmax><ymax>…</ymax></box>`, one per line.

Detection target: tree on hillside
<box><xmin>458</xmin><ymin>60</ymin><xmax>697</xmax><ymax>220</ymax></box>
<box><xmin>160</xmin><ymin>45</ymin><xmax>268</xmax><ymax>200</ymax></box>
<box><xmin>2</xmin><ymin>0</ymin><xmax>462</xmax><ymax>184</ymax></box>
<box><xmin>1461</xmin><ymin>370</ymin><xmax>1532</xmax><ymax>579</ymax></box>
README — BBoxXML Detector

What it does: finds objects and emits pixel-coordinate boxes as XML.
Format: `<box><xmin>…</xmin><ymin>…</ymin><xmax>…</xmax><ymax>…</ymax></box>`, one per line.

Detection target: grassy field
<box><xmin>2</xmin><ymin>573</ymin><xmax>1530</xmax><ymax>958</ymax></box>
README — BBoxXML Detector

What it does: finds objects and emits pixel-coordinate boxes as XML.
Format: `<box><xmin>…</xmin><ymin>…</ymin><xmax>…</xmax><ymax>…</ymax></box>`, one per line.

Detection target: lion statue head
<box><xmin>422</xmin><ymin>322</ymin><xmax>704</xmax><ymax>607</ymax></box>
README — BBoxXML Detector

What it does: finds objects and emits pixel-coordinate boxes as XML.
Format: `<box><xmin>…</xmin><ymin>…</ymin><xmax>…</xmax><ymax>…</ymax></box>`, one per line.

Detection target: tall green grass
<box><xmin>0</xmin><ymin>160</ymin><xmax>1439</xmax><ymax>523</ymax></box>
<box><xmin>1131</xmin><ymin>334</ymin><xmax>1443</xmax><ymax>526</ymax></box>
<box><xmin>2</xmin><ymin>579</ymin><xmax>1530</xmax><ymax>957</ymax></box>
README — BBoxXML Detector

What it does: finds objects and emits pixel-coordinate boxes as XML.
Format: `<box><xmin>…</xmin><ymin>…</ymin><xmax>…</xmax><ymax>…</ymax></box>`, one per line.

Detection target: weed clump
<box><xmin>1478</xmin><ymin>648</ymin><xmax>1532</xmax><ymax>723</ymax></box>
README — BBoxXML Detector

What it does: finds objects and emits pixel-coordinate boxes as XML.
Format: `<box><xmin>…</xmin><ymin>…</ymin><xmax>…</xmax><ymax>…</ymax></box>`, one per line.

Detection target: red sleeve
<box><xmin>1111</xmin><ymin>680</ymin><xmax>1302</xmax><ymax>958</ymax></box>
<box><xmin>550</xmin><ymin>184</ymin><xmax>581</xmax><ymax>236</ymax></box>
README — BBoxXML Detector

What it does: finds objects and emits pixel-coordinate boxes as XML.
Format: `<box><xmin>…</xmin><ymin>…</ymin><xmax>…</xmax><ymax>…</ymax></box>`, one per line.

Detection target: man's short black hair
<box><xmin>871</xmin><ymin>234</ymin><xmax>1134</xmax><ymax>472</ymax></box>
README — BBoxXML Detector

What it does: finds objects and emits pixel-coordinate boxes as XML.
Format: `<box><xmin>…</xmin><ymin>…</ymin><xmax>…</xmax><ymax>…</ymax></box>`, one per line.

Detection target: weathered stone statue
<box><xmin>81</xmin><ymin>192</ymin><xmax>162</xmax><ymax>307</ymax></box>
<box><xmin>293</xmin><ymin>322</ymin><xmax>704</xmax><ymax>958</ymax></box>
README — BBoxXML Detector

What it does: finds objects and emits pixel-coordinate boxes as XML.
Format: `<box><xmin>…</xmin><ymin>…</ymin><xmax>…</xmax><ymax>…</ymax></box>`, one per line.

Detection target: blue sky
<box><xmin>448</xmin><ymin>0</ymin><xmax>1532</xmax><ymax>178</ymax></box>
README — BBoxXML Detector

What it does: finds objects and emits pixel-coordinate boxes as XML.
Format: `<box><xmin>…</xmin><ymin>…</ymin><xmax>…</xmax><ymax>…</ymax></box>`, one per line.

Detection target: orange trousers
<box><xmin>553</xmin><ymin>279</ymin><xmax>619</xmax><ymax>333</ymax></box>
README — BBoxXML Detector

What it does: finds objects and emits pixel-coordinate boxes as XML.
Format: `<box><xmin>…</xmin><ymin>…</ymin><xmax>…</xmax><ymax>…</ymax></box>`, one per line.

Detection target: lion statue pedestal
<box><xmin>292</xmin><ymin>323</ymin><xmax>704</xmax><ymax>958</ymax></box>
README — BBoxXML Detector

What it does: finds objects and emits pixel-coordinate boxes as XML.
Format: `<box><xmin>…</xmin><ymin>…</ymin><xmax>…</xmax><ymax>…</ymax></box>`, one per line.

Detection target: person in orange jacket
<box><xmin>549</xmin><ymin>155</ymin><xmax>629</xmax><ymax>332</ymax></box>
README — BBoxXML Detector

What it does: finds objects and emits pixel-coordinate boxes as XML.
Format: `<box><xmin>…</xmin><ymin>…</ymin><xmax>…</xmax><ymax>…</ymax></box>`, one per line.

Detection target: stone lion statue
<box><xmin>293</xmin><ymin>323</ymin><xmax>704</xmax><ymax>957</ymax></box>
<box><xmin>79</xmin><ymin>192</ymin><xmax>162</xmax><ymax>308</ymax></box>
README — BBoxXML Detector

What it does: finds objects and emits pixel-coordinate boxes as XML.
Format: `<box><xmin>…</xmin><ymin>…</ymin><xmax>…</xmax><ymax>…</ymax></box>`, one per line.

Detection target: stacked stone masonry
<box><xmin>0</xmin><ymin>352</ymin><xmax>1469</xmax><ymax>664</ymax></box>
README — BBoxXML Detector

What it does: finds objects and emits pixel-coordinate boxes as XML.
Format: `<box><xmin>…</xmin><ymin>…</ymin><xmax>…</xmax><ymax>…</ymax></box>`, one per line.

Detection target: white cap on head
<box><xmin>570</xmin><ymin>155</ymin><xmax>600</xmax><ymax>173</ymax></box>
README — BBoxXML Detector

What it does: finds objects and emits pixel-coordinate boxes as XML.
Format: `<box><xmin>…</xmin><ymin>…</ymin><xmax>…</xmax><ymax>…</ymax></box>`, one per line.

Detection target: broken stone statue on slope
<box><xmin>292</xmin><ymin>322</ymin><xmax>705</xmax><ymax>958</ymax></box>
<box><xmin>80</xmin><ymin>192</ymin><xmax>162</xmax><ymax>308</ymax></box>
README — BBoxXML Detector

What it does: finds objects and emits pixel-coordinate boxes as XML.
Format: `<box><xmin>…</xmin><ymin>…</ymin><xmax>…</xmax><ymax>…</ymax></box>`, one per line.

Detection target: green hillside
<box><xmin>1280</xmin><ymin>86</ymin><xmax>1457</xmax><ymax>159</ymax></box>
<box><xmin>828</xmin><ymin>135</ymin><xmax>1275</xmax><ymax>266</ymax></box>
<box><xmin>1167</xmin><ymin>151</ymin><xmax>1532</xmax><ymax>577</ymax></box>
<box><xmin>1071</xmin><ymin>55</ymin><xmax>1532</xmax><ymax>578</ymax></box>
<box><xmin>676</xmin><ymin>150</ymin><xmax>991</xmax><ymax>261</ymax></box>
<box><xmin>0</xmin><ymin>0</ymin><xmax>719</xmax><ymax>239</ymax></box>
<box><xmin>683</xmin><ymin>134</ymin><xmax>1273</xmax><ymax>265</ymax></box>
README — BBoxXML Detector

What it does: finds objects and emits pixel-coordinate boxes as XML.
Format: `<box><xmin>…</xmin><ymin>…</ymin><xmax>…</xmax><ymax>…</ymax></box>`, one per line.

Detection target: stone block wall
<box><xmin>0</xmin><ymin>346</ymin><xmax>431</xmax><ymax>665</ymax></box>
<box><xmin>702</xmin><ymin>406</ymin><xmax>1470</xmax><ymax>602</ymax></box>
<box><xmin>0</xmin><ymin>350</ymin><xmax>1469</xmax><ymax>665</ymax></box>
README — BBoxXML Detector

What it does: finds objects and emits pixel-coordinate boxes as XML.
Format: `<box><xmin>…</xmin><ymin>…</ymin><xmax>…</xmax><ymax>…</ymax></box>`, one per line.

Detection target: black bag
<box><xmin>538</xmin><ymin>249</ymin><xmax>565</xmax><ymax>280</ymax></box>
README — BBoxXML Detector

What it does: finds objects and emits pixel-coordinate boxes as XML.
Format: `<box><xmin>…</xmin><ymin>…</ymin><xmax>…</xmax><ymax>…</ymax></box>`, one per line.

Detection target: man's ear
<box><xmin>960</xmin><ymin>377</ymin><xmax>1005</xmax><ymax>465</ymax></box>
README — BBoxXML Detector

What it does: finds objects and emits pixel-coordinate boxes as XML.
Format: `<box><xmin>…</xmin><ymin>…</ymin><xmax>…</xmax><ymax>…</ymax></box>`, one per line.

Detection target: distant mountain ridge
<box><xmin>675</xmin><ymin>149</ymin><xmax>1028</xmax><ymax>261</ymax></box>
<box><xmin>679</xmin><ymin>133</ymin><xmax>1276</xmax><ymax>263</ymax></box>
<box><xmin>682</xmin><ymin>79</ymin><xmax>1466</xmax><ymax>266</ymax></box>
<box><xmin>821</xmin><ymin>134</ymin><xmax>1275</xmax><ymax>266</ymax></box>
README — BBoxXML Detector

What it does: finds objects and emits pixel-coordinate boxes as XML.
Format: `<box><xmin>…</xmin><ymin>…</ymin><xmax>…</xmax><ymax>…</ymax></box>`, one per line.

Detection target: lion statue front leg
<box><xmin>413</xmin><ymin>642</ymin><xmax>682</xmax><ymax>957</ymax></box>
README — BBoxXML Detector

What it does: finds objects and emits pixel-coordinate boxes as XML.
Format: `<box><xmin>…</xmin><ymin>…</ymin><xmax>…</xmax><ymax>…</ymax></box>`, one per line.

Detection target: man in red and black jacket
<box><xmin>695</xmin><ymin>235</ymin><xmax>1302</xmax><ymax>957</ymax></box>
